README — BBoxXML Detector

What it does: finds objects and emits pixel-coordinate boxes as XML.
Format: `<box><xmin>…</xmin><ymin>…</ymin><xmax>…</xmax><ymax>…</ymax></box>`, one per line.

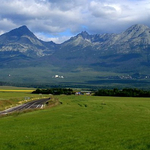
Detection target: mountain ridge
<box><xmin>0</xmin><ymin>24</ymin><xmax>150</xmax><ymax>87</ymax></box>
<box><xmin>0</xmin><ymin>23</ymin><xmax>150</xmax><ymax>57</ymax></box>
<box><xmin>0</xmin><ymin>25</ymin><xmax>57</xmax><ymax>57</ymax></box>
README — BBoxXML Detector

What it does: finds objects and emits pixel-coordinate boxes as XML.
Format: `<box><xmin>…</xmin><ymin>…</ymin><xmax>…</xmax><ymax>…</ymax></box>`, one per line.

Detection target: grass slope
<box><xmin>0</xmin><ymin>95</ymin><xmax>150</xmax><ymax>150</ymax></box>
<box><xmin>0</xmin><ymin>88</ymin><xmax>45</xmax><ymax>111</ymax></box>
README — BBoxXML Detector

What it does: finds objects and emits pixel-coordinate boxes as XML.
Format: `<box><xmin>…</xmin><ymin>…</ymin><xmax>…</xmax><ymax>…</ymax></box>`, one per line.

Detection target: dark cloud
<box><xmin>0</xmin><ymin>0</ymin><xmax>150</xmax><ymax>43</ymax></box>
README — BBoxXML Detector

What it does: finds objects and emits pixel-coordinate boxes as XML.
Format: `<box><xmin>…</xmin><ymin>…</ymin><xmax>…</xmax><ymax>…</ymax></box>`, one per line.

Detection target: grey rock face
<box><xmin>0</xmin><ymin>25</ymin><xmax>57</xmax><ymax>57</ymax></box>
<box><xmin>0</xmin><ymin>24</ymin><xmax>150</xmax><ymax>73</ymax></box>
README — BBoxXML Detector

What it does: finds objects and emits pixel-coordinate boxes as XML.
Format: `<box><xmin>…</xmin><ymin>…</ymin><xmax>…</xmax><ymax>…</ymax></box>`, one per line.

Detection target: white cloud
<box><xmin>86</xmin><ymin>0</ymin><xmax>150</xmax><ymax>33</ymax></box>
<box><xmin>35</xmin><ymin>32</ymin><xmax>72</xmax><ymax>44</ymax></box>
<box><xmin>0</xmin><ymin>0</ymin><xmax>150</xmax><ymax>43</ymax></box>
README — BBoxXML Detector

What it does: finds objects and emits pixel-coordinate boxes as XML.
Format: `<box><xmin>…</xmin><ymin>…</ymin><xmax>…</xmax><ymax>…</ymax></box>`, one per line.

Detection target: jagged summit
<box><xmin>123</xmin><ymin>24</ymin><xmax>150</xmax><ymax>35</ymax></box>
<box><xmin>0</xmin><ymin>25</ymin><xmax>57</xmax><ymax>57</ymax></box>
<box><xmin>77</xmin><ymin>31</ymin><xmax>90</xmax><ymax>39</ymax></box>
<box><xmin>18</xmin><ymin>25</ymin><xmax>28</xmax><ymax>29</ymax></box>
<box><xmin>127</xmin><ymin>24</ymin><xmax>149</xmax><ymax>31</ymax></box>
<box><xmin>0</xmin><ymin>24</ymin><xmax>150</xmax><ymax>86</ymax></box>
<box><xmin>6</xmin><ymin>25</ymin><xmax>36</xmax><ymax>37</ymax></box>
<box><xmin>115</xmin><ymin>24</ymin><xmax>150</xmax><ymax>43</ymax></box>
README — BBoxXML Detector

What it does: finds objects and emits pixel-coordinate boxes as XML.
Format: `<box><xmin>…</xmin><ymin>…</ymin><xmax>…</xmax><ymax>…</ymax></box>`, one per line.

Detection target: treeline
<box><xmin>94</xmin><ymin>88</ymin><xmax>150</xmax><ymax>97</ymax></box>
<box><xmin>32</xmin><ymin>88</ymin><xmax>75</xmax><ymax>95</ymax></box>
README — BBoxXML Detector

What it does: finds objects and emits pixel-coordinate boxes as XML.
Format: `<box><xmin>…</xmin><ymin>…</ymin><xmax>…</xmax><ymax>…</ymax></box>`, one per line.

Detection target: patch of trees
<box><xmin>32</xmin><ymin>88</ymin><xmax>75</xmax><ymax>95</ymax></box>
<box><xmin>94</xmin><ymin>88</ymin><xmax>150</xmax><ymax>97</ymax></box>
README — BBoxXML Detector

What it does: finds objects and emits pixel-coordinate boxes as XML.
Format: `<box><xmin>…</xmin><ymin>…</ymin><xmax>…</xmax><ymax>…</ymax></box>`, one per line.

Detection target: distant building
<box><xmin>75</xmin><ymin>91</ymin><xmax>92</xmax><ymax>95</ymax></box>
<box><xmin>75</xmin><ymin>92</ymin><xmax>82</xmax><ymax>95</ymax></box>
<box><xmin>81</xmin><ymin>91</ymin><xmax>92</xmax><ymax>95</ymax></box>
<box><xmin>55</xmin><ymin>75</ymin><xmax>59</xmax><ymax>78</ymax></box>
<box><xmin>54</xmin><ymin>75</ymin><xmax>64</xmax><ymax>79</ymax></box>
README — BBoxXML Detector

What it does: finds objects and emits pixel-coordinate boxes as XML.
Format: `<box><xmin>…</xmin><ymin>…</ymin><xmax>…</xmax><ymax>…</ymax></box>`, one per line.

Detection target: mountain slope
<box><xmin>0</xmin><ymin>24</ymin><xmax>150</xmax><ymax>87</ymax></box>
<box><xmin>48</xmin><ymin>24</ymin><xmax>150</xmax><ymax>72</ymax></box>
<box><xmin>0</xmin><ymin>25</ymin><xmax>57</xmax><ymax>57</ymax></box>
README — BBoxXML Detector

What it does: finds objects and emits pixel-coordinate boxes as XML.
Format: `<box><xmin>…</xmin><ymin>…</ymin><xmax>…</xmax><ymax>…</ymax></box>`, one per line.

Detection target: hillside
<box><xmin>0</xmin><ymin>24</ymin><xmax>150</xmax><ymax>88</ymax></box>
<box><xmin>50</xmin><ymin>24</ymin><xmax>150</xmax><ymax>73</ymax></box>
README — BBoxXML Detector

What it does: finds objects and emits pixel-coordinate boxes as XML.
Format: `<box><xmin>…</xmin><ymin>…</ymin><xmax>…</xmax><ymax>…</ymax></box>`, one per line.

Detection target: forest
<box><xmin>32</xmin><ymin>88</ymin><xmax>75</xmax><ymax>95</ymax></box>
<box><xmin>94</xmin><ymin>88</ymin><xmax>150</xmax><ymax>97</ymax></box>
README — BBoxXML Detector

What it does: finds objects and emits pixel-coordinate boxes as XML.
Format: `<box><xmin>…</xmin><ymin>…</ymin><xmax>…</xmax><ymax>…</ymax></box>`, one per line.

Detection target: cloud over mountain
<box><xmin>0</xmin><ymin>0</ymin><xmax>150</xmax><ymax>43</ymax></box>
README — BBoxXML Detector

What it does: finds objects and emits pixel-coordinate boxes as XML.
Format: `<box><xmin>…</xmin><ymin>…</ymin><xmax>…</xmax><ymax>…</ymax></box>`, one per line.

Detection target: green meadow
<box><xmin>0</xmin><ymin>93</ymin><xmax>150</xmax><ymax>150</ymax></box>
<box><xmin>0</xmin><ymin>88</ymin><xmax>46</xmax><ymax>111</ymax></box>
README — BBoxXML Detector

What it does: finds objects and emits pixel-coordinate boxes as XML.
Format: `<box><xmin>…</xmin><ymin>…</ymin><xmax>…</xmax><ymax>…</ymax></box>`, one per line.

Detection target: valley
<box><xmin>0</xmin><ymin>24</ymin><xmax>150</xmax><ymax>88</ymax></box>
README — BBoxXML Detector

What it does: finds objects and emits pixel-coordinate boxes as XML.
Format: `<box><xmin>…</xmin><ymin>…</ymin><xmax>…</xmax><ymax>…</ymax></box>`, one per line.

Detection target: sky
<box><xmin>0</xmin><ymin>0</ymin><xmax>150</xmax><ymax>43</ymax></box>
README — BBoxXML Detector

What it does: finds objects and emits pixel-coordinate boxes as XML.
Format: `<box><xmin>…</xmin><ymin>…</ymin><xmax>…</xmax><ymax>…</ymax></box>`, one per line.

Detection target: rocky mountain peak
<box><xmin>123</xmin><ymin>24</ymin><xmax>149</xmax><ymax>35</ymax></box>
<box><xmin>6</xmin><ymin>25</ymin><xmax>36</xmax><ymax>38</ymax></box>
<box><xmin>117</xmin><ymin>24</ymin><xmax>150</xmax><ymax>42</ymax></box>
<box><xmin>1</xmin><ymin>24</ymin><xmax>150</xmax><ymax>83</ymax></box>
<box><xmin>77</xmin><ymin>31</ymin><xmax>90</xmax><ymax>39</ymax></box>
<box><xmin>0</xmin><ymin>25</ymin><xmax>57</xmax><ymax>57</ymax></box>
<box><xmin>128</xmin><ymin>24</ymin><xmax>149</xmax><ymax>31</ymax></box>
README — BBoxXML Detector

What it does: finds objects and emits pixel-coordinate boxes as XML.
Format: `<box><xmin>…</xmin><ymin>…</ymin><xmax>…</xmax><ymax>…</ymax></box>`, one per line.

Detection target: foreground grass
<box><xmin>0</xmin><ymin>89</ymin><xmax>47</xmax><ymax>110</ymax></box>
<box><xmin>0</xmin><ymin>95</ymin><xmax>150</xmax><ymax>150</ymax></box>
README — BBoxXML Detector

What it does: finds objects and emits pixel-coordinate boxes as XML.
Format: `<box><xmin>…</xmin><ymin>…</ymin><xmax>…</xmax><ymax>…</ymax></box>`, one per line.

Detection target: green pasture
<box><xmin>0</xmin><ymin>88</ymin><xmax>46</xmax><ymax>110</ymax></box>
<box><xmin>2</xmin><ymin>66</ymin><xmax>148</xmax><ymax>88</ymax></box>
<box><xmin>0</xmin><ymin>95</ymin><xmax>150</xmax><ymax>149</ymax></box>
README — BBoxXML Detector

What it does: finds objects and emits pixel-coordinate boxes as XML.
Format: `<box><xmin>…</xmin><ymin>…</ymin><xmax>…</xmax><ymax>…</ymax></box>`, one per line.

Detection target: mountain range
<box><xmin>0</xmin><ymin>24</ymin><xmax>150</xmax><ymax>88</ymax></box>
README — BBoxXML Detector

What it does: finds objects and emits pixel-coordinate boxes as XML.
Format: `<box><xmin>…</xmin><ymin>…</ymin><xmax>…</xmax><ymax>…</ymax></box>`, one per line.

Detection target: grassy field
<box><xmin>0</xmin><ymin>94</ymin><xmax>150</xmax><ymax>150</ymax></box>
<box><xmin>0</xmin><ymin>87</ymin><xmax>47</xmax><ymax>110</ymax></box>
<box><xmin>2</xmin><ymin>66</ymin><xmax>150</xmax><ymax>89</ymax></box>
